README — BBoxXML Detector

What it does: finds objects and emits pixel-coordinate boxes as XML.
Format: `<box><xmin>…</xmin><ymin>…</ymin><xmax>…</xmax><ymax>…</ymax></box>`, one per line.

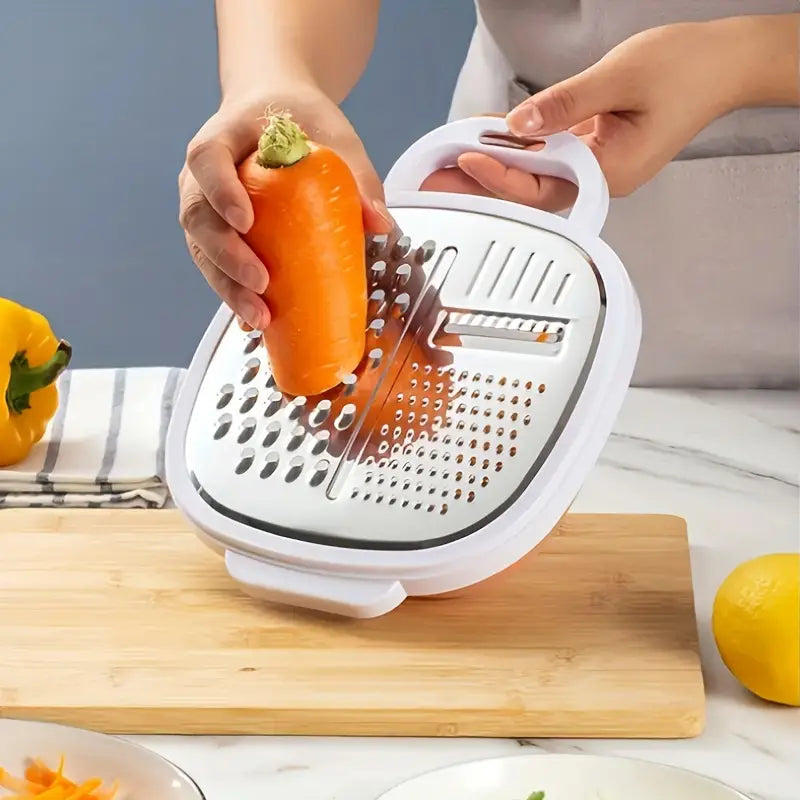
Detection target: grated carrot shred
<box><xmin>0</xmin><ymin>758</ymin><xmax>118</xmax><ymax>799</ymax></box>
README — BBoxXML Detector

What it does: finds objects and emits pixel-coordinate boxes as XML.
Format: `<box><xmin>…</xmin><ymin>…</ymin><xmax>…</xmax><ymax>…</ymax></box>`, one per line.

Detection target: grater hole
<box><xmin>454</xmin><ymin>489</ymin><xmax>462</xmax><ymax>500</ymax></box>
<box><xmin>539</xmin><ymin>383</ymin><xmax>546</xmax><ymax>393</ymax></box>
<box><xmin>511</xmin><ymin>412</ymin><xmax>519</xmax><ymax>422</ymax></box>
<box><xmin>499</xmin><ymin>377</ymin><xmax>507</xmax><ymax>386</ymax></box>
<box><xmin>265</xmin><ymin>374</ymin><xmax>276</xmax><ymax>389</ymax></box>
<box><xmin>288</xmin><ymin>425</ymin><xmax>306</xmax><ymax>451</ymax></box>
<box><xmin>342</xmin><ymin>374</ymin><xmax>357</xmax><ymax>396</ymax></box>
<box><xmin>510</xmin><ymin>430</ymin><xmax>518</xmax><ymax>440</ymax></box>
<box><xmin>511</xmin><ymin>396</ymin><xmax>519</xmax><ymax>405</ymax></box>
<box><xmin>239</xmin><ymin>387</ymin><xmax>259</xmax><ymax>413</ymax></box>
<box><xmin>370</xmin><ymin>260</ymin><xmax>387</xmax><ymax>282</ymax></box>
<box><xmin>394</xmin><ymin>263</ymin><xmax>411</xmax><ymax>287</ymax></box>
<box><xmin>309</xmin><ymin>459</ymin><xmax>330</xmax><ymax>487</ymax></box>
<box><xmin>482</xmin><ymin>459</ymin><xmax>489</xmax><ymax>470</ymax></box>
<box><xmin>367</xmin><ymin>233</ymin><xmax>388</xmax><ymax>256</ymax></box>
<box><xmin>495</xmin><ymin>462</ymin><xmax>503</xmax><ymax>472</ymax></box>
<box><xmin>289</xmin><ymin>396</ymin><xmax>307</xmax><ymax>420</ymax></box>
<box><xmin>260</xmin><ymin>451</ymin><xmax>280</xmax><ymax>479</ymax></box>
<box><xmin>469</xmin><ymin>456</ymin><xmax>477</xmax><ymax>467</ymax></box>
<box><xmin>485</xmin><ymin>375</ymin><xmax>494</xmax><ymax>384</ymax></box>
<box><xmin>523</xmin><ymin>415</ymin><xmax>531</xmax><ymax>426</ymax></box>
<box><xmin>512</xmin><ymin>379</ymin><xmax>520</xmax><ymax>388</ymax></box>
<box><xmin>217</xmin><ymin>384</ymin><xmax>234</xmax><ymax>410</ymax></box>
<box><xmin>525</xmin><ymin>381</ymin><xmax>533</xmax><ymax>391</ymax></box>
<box><xmin>467</xmin><ymin>491</ymin><xmax>475</xmax><ymax>503</ymax></box>
<box><xmin>214</xmin><ymin>413</ymin><xmax>232</xmax><ymax>440</ymax></box>
<box><xmin>236</xmin><ymin>448</ymin><xmax>255</xmax><ymax>475</ymax></box>
<box><xmin>391</xmin><ymin>235</ymin><xmax>411</xmax><ymax>260</ymax></box>
<box><xmin>369</xmin><ymin>347</ymin><xmax>383</xmax><ymax>368</ymax></box>
<box><xmin>237</xmin><ymin>417</ymin><xmax>257</xmax><ymax>444</ymax></box>
<box><xmin>312</xmin><ymin>429</ymin><xmax>330</xmax><ymax>455</ymax></box>
<box><xmin>393</xmin><ymin>293</ymin><xmax>410</xmax><ymax>315</ymax></box>
<box><xmin>510</xmin><ymin>446</ymin><xmax>517</xmax><ymax>457</ymax></box>
<box><xmin>369</xmin><ymin>319</ymin><xmax>385</xmax><ymax>337</ymax></box>
<box><xmin>285</xmin><ymin>455</ymin><xmax>304</xmax><ymax>482</ymax></box>
<box><xmin>525</xmin><ymin>398</ymin><xmax>532</xmax><ymax>408</ymax></box>
<box><xmin>481</xmin><ymin>476</ymin><xmax>490</xmax><ymax>487</ymax></box>
<box><xmin>415</xmin><ymin>239</ymin><xmax>436</xmax><ymax>263</ymax></box>
<box><xmin>440</xmin><ymin>504</ymin><xmax>448</xmax><ymax>515</ymax></box>
<box><xmin>351</xmin><ymin>488</ymin><xmax>359</xmax><ymax>499</ymax></box>
<box><xmin>310</xmin><ymin>399</ymin><xmax>332</xmax><ymax>427</ymax></box>
<box><xmin>335</xmin><ymin>403</ymin><xmax>357</xmax><ymax>430</ymax></box>
<box><xmin>496</xmin><ymin>444</ymin><xmax>504</xmax><ymax>455</ymax></box>
<box><xmin>263</xmin><ymin>421</ymin><xmax>281</xmax><ymax>447</ymax></box>
<box><xmin>264</xmin><ymin>391</ymin><xmax>282</xmax><ymax>417</ymax></box>
<box><xmin>244</xmin><ymin>330</ymin><xmax>261</xmax><ymax>354</ymax></box>
<box><xmin>242</xmin><ymin>358</ymin><xmax>260</xmax><ymax>384</ymax></box>
<box><xmin>497</xmin><ymin>410</ymin><xmax>505</xmax><ymax>420</ymax></box>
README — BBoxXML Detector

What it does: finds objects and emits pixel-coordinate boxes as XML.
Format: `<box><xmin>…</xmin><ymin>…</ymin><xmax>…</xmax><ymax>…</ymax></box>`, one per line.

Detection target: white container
<box><xmin>167</xmin><ymin>117</ymin><xmax>641</xmax><ymax>618</ymax></box>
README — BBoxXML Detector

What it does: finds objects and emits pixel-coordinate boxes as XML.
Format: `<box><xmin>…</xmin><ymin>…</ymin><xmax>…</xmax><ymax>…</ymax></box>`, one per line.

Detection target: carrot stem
<box><xmin>255</xmin><ymin>113</ymin><xmax>311</xmax><ymax>168</ymax></box>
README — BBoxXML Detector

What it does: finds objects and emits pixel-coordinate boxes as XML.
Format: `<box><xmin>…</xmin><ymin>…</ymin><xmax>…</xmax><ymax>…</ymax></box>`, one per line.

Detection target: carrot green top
<box><xmin>256</xmin><ymin>114</ymin><xmax>311</xmax><ymax>168</ymax></box>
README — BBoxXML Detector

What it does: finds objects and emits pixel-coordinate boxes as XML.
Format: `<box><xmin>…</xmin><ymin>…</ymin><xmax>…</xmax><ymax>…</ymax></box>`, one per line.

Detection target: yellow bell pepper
<box><xmin>0</xmin><ymin>297</ymin><xmax>72</xmax><ymax>467</ymax></box>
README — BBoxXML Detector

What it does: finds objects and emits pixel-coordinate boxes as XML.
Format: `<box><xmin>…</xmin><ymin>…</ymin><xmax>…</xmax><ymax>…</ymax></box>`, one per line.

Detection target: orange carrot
<box><xmin>0</xmin><ymin>756</ymin><xmax>117</xmax><ymax>799</ymax></box>
<box><xmin>238</xmin><ymin>112</ymin><xmax>368</xmax><ymax>397</ymax></box>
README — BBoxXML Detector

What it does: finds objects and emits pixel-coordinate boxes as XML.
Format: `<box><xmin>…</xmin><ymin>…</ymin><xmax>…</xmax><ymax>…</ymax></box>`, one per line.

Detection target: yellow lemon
<box><xmin>712</xmin><ymin>553</ymin><xmax>800</xmax><ymax>706</ymax></box>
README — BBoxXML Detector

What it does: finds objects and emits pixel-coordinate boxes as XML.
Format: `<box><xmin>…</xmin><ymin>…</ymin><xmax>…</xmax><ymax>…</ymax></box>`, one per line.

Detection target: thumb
<box><xmin>506</xmin><ymin>62</ymin><xmax>620</xmax><ymax>137</ymax></box>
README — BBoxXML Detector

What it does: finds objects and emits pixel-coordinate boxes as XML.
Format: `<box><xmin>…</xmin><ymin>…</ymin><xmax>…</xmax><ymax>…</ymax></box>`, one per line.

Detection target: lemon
<box><xmin>712</xmin><ymin>553</ymin><xmax>800</xmax><ymax>706</ymax></box>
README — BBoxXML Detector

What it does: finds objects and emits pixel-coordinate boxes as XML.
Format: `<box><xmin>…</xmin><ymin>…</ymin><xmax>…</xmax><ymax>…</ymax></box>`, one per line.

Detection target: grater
<box><xmin>166</xmin><ymin>117</ymin><xmax>641</xmax><ymax>618</ymax></box>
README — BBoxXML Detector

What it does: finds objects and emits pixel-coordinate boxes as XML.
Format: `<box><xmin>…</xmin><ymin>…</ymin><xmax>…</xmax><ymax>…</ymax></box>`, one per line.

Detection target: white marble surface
<box><xmin>133</xmin><ymin>389</ymin><xmax>800</xmax><ymax>800</ymax></box>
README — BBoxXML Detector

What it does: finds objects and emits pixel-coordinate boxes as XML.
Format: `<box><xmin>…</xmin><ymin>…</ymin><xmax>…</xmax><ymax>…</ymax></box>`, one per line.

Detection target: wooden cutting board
<box><xmin>0</xmin><ymin>509</ymin><xmax>705</xmax><ymax>738</ymax></box>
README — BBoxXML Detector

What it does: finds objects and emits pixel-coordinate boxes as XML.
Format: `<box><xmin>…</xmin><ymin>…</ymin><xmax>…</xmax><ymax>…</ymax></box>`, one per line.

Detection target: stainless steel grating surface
<box><xmin>185</xmin><ymin>206</ymin><xmax>606</xmax><ymax>548</ymax></box>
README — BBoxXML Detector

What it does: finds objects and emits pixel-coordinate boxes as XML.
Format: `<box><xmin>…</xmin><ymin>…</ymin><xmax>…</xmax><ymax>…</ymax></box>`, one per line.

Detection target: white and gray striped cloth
<box><xmin>0</xmin><ymin>367</ymin><xmax>184</xmax><ymax>509</ymax></box>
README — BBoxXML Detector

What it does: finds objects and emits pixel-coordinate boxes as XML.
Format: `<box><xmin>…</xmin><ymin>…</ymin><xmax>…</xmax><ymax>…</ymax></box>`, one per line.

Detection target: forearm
<box><xmin>712</xmin><ymin>13</ymin><xmax>800</xmax><ymax>109</ymax></box>
<box><xmin>215</xmin><ymin>0</ymin><xmax>381</xmax><ymax>103</ymax></box>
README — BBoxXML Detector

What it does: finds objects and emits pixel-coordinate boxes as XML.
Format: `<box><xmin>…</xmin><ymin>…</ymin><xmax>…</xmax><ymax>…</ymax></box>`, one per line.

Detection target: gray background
<box><xmin>0</xmin><ymin>1</ymin><xmax>476</xmax><ymax>368</ymax></box>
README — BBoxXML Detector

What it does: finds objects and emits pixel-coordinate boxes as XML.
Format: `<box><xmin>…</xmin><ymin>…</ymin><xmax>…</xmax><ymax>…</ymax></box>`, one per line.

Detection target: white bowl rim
<box><xmin>0</xmin><ymin>717</ymin><xmax>206</xmax><ymax>799</ymax></box>
<box><xmin>376</xmin><ymin>752</ymin><xmax>751</xmax><ymax>799</ymax></box>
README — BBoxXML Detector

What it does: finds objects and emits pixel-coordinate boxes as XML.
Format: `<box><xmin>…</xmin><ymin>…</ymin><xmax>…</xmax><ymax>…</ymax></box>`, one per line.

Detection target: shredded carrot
<box><xmin>0</xmin><ymin>758</ymin><xmax>118</xmax><ymax>799</ymax></box>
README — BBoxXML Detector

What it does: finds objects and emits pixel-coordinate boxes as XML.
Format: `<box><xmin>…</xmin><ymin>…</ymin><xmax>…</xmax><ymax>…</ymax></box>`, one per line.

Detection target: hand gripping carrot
<box><xmin>237</xmin><ymin>113</ymin><xmax>368</xmax><ymax>397</ymax></box>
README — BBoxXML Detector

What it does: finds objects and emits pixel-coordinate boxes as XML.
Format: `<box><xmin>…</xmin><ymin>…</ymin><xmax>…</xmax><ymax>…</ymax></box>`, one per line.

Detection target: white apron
<box><xmin>449</xmin><ymin>1</ymin><xmax>800</xmax><ymax>388</ymax></box>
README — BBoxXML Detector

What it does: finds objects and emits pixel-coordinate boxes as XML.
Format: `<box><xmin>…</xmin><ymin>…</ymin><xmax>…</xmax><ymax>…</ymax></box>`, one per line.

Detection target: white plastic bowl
<box><xmin>0</xmin><ymin>719</ymin><xmax>204</xmax><ymax>799</ymax></box>
<box><xmin>376</xmin><ymin>754</ymin><xmax>750</xmax><ymax>800</ymax></box>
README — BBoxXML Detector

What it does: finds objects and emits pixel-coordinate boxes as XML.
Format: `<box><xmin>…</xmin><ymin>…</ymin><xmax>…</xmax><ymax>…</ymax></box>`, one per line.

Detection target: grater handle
<box><xmin>224</xmin><ymin>550</ymin><xmax>407</xmax><ymax>619</ymax></box>
<box><xmin>384</xmin><ymin>117</ymin><xmax>609</xmax><ymax>236</ymax></box>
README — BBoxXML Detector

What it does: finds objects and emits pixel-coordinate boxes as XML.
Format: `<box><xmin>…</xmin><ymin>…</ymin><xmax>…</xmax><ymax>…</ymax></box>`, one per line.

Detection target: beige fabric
<box><xmin>448</xmin><ymin>1</ymin><xmax>800</xmax><ymax>387</ymax></box>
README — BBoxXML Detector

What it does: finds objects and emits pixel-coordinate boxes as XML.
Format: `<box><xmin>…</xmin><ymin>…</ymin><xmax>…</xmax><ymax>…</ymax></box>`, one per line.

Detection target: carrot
<box><xmin>237</xmin><ymin>112</ymin><xmax>368</xmax><ymax>397</ymax></box>
<box><xmin>0</xmin><ymin>757</ymin><xmax>117</xmax><ymax>799</ymax></box>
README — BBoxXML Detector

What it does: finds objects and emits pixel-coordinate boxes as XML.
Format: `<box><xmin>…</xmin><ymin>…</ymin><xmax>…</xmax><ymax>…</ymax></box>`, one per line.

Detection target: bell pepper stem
<box><xmin>6</xmin><ymin>340</ymin><xmax>72</xmax><ymax>415</ymax></box>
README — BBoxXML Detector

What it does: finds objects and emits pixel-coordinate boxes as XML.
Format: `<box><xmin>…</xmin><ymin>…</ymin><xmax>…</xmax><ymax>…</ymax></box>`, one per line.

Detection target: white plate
<box><xmin>0</xmin><ymin>719</ymin><xmax>204</xmax><ymax>799</ymax></box>
<box><xmin>376</xmin><ymin>754</ymin><xmax>750</xmax><ymax>800</ymax></box>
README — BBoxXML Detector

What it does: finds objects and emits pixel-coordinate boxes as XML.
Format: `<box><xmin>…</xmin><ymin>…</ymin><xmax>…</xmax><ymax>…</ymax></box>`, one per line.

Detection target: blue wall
<box><xmin>0</xmin><ymin>1</ymin><xmax>475</xmax><ymax>367</ymax></box>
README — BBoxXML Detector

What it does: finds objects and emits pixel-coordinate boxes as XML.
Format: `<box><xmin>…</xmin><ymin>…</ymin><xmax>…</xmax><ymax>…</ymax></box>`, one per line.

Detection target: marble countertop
<box><xmin>134</xmin><ymin>388</ymin><xmax>799</xmax><ymax>800</ymax></box>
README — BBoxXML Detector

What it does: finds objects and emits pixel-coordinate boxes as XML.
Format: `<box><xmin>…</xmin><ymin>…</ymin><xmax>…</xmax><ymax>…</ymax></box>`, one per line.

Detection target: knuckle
<box><xmin>185</xmin><ymin>136</ymin><xmax>217</xmax><ymax>170</ymax></box>
<box><xmin>179</xmin><ymin>193</ymin><xmax>209</xmax><ymax>230</ymax></box>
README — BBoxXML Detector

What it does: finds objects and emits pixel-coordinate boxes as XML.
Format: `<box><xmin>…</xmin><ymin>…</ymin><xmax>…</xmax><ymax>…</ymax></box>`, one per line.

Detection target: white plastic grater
<box><xmin>166</xmin><ymin>117</ymin><xmax>641</xmax><ymax>618</ymax></box>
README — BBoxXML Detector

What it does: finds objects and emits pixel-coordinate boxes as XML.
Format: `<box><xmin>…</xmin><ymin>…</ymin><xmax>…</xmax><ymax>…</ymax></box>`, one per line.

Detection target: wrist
<box><xmin>708</xmin><ymin>14</ymin><xmax>800</xmax><ymax>111</ymax></box>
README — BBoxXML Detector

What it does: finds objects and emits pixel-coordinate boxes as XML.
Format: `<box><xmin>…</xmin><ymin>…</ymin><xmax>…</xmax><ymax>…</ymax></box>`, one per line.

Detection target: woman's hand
<box><xmin>178</xmin><ymin>84</ymin><xmax>393</xmax><ymax>329</ymax></box>
<box><xmin>425</xmin><ymin>15</ymin><xmax>799</xmax><ymax>211</ymax></box>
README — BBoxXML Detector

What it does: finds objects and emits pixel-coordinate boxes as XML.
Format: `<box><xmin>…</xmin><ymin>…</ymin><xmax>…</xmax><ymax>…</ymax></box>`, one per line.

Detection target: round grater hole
<box><xmin>511</xmin><ymin>396</ymin><xmax>519</xmax><ymax>405</ymax></box>
<box><xmin>482</xmin><ymin>459</ymin><xmax>489</xmax><ymax>469</ymax></box>
<box><xmin>369</xmin><ymin>318</ymin><xmax>385</xmax><ymax>337</ymax></box>
<box><xmin>310</xmin><ymin>399</ymin><xmax>332</xmax><ymax>427</ymax></box>
<box><xmin>393</xmin><ymin>426</ymin><xmax>403</xmax><ymax>439</ymax></box>
<box><xmin>265</xmin><ymin>374</ymin><xmax>276</xmax><ymax>389</ymax></box>
<box><xmin>484</xmin><ymin>425</ymin><xmax>492</xmax><ymax>434</ymax></box>
<box><xmin>403</xmin><ymin>462</ymin><xmax>412</xmax><ymax>472</ymax></box>
<box><xmin>497</xmin><ymin>410</ymin><xmax>505</xmax><ymax>420</ymax></box>
<box><xmin>524</xmin><ymin>398</ymin><xmax>532</xmax><ymax>407</ymax></box>
<box><xmin>433</xmin><ymin>399</ymin><xmax>443</xmax><ymax>411</ymax></box>
<box><xmin>419</xmin><ymin>413</ymin><xmax>429</xmax><ymax>425</ymax></box>
<box><xmin>388</xmin><ymin>496</ymin><xmax>397</xmax><ymax>506</ymax></box>
<box><xmin>264</xmin><ymin>391</ymin><xmax>282</xmax><ymax>417</ymax></box>
<box><xmin>335</xmin><ymin>404</ymin><xmax>357</xmax><ymax>430</ymax></box>
<box><xmin>468</xmin><ymin>475</ymin><xmax>475</xmax><ymax>485</ymax></box>
<box><xmin>312</xmin><ymin>429</ymin><xmax>330</xmax><ymax>455</ymax></box>
<box><xmin>239</xmin><ymin>387</ymin><xmax>259</xmax><ymax>413</ymax></box>
<box><xmin>481</xmin><ymin>441</ymin><xmax>490</xmax><ymax>452</ymax></box>
<box><xmin>499</xmin><ymin>377</ymin><xmax>507</xmax><ymax>386</ymax></box>
<box><xmin>473</xmin><ymin>373</ymin><xmax>481</xmax><ymax>382</ymax></box>
<box><xmin>523</xmin><ymin>414</ymin><xmax>530</xmax><ymax>425</ymax></box>
<box><xmin>369</xmin><ymin>347</ymin><xmax>383</xmax><ymax>367</ymax></box>
<box><xmin>351</xmin><ymin>488</ymin><xmax>359</xmax><ymax>499</ymax></box>
<box><xmin>242</xmin><ymin>358</ymin><xmax>260</xmax><ymax>384</ymax></box>
<box><xmin>217</xmin><ymin>384</ymin><xmax>234</xmax><ymax>410</ymax></box>
<box><xmin>342</xmin><ymin>374</ymin><xmax>357</xmax><ymax>396</ymax></box>
<box><xmin>244</xmin><ymin>331</ymin><xmax>261</xmax><ymax>354</ymax></box>
<box><xmin>402</xmin><ymin>480</ymin><xmax>411</xmax><ymax>491</ymax></box>
<box><xmin>260</xmin><ymin>451</ymin><xmax>280</xmax><ymax>479</ymax></box>
<box><xmin>459</xmin><ymin>371</ymin><xmax>469</xmax><ymax>381</ymax></box>
<box><xmin>285</xmin><ymin>455</ymin><xmax>304</xmax><ymax>482</ymax></box>
<box><xmin>427</xmin><ymin>504</ymin><xmax>436</xmax><ymax>513</ymax></box>
<box><xmin>214</xmin><ymin>413</ymin><xmax>232</xmax><ymax>440</ymax></box>
<box><xmin>288</xmin><ymin>425</ymin><xmax>306</xmax><ymax>451</ymax></box>
<box><xmin>485</xmin><ymin>375</ymin><xmax>494</xmax><ymax>384</ymax></box>
<box><xmin>394</xmin><ymin>263</ymin><xmax>412</xmax><ymax>288</ymax></box>
<box><xmin>236</xmin><ymin>448</ymin><xmax>255</xmax><ymax>475</ymax></box>
<box><xmin>539</xmin><ymin>383</ymin><xmax>546</xmax><ymax>393</ymax></box>
<box><xmin>471</xmin><ymin>389</ymin><xmax>480</xmax><ymax>399</ymax></box>
<box><xmin>395</xmin><ymin>409</ymin><xmax>403</xmax><ymax>421</ymax></box>
<box><xmin>435</xmin><ymin>382</ymin><xmax>444</xmax><ymax>393</ymax></box>
<box><xmin>511</xmin><ymin>412</ymin><xmax>519</xmax><ymax>422</ymax></box>
<box><xmin>442</xmin><ymin>452</ymin><xmax>451</xmax><ymax>462</ymax></box>
<box><xmin>469</xmin><ymin>456</ymin><xmax>477</xmax><ymax>467</ymax></box>
<box><xmin>512</xmin><ymin>379</ymin><xmax>520</xmax><ymax>388</ymax></box>
<box><xmin>309</xmin><ymin>459</ymin><xmax>330</xmax><ymax>487</ymax></box>
<box><xmin>409</xmin><ymin>396</ymin><xmax>417</xmax><ymax>407</ymax></box>
<box><xmin>413</xmin><ymin>502</ymin><xmax>423</xmax><ymax>511</ymax></box>
<box><xmin>263</xmin><ymin>421</ymin><xmax>281</xmax><ymax>447</ymax></box>
<box><xmin>289</xmin><ymin>396</ymin><xmax>307</xmax><ymax>420</ymax></box>
<box><xmin>391</xmin><ymin>235</ymin><xmax>411</xmax><ymax>259</ymax></box>
<box><xmin>401</xmin><ymin>499</ymin><xmax>410</xmax><ymax>508</ymax></box>
<box><xmin>421</xmin><ymin>398</ymin><xmax>430</xmax><ymax>409</ymax></box>
<box><xmin>390</xmin><ymin>477</ymin><xmax>398</xmax><ymax>488</ymax></box>
<box><xmin>364</xmin><ymin>472</ymin><xmax>373</xmax><ymax>484</ymax></box>
<box><xmin>237</xmin><ymin>417</ymin><xmax>257</xmax><ymax>444</ymax></box>
<box><xmin>495</xmin><ymin>462</ymin><xmax>503</xmax><ymax>472</ymax></box>
<box><xmin>393</xmin><ymin>293</ymin><xmax>411</xmax><ymax>314</ymax></box>
<box><xmin>378</xmin><ymin>442</ymin><xmax>389</xmax><ymax>454</ymax></box>
<box><xmin>510</xmin><ymin>446</ymin><xmax>517</xmax><ymax>457</ymax></box>
<box><xmin>467</xmin><ymin>491</ymin><xmax>475</xmax><ymax>503</ymax></box>
<box><xmin>524</xmin><ymin>381</ymin><xmax>533</xmax><ymax>390</ymax></box>
<box><xmin>510</xmin><ymin>430</ymin><xmax>518</xmax><ymax>440</ymax></box>
<box><xmin>440</xmin><ymin>503</ymin><xmax>448</xmax><ymax>515</ymax></box>
<box><xmin>496</xmin><ymin>444</ymin><xmax>504</xmax><ymax>455</ymax></box>
<box><xmin>498</xmin><ymin>394</ymin><xmax>506</xmax><ymax>404</ymax></box>
<box><xmin>363</xmin><ymin>492</ymin><xmax>371</xmax><ymax>501</ymax></box>
<box><xmin>375</xmin><ymin>494</ymin><xmax>384</xmax><ymax>504</ymax></box>
<box><xmin>415</xmin><ymin>465</ymin><xmax>425</xmax><ymax>476</ymax></box>
<box><xmin>410</xmin><ymin>378</ymin><xmax>418</xmax><ymax>389</ymax></box>
<box><xmin>415</xmin><ymin>483</ymin><xmax>424</xmax><ymax>493</ymax></box>
<box><xmin>455</xmin><ymin>453</ymin><xmax>464</xmax><ymax>464</ymax></box>
<box><xmin>423</xmin><ymin>364</ymin><xmax>432</xmax><ymax>375</ymax></box>
<box><xmin>411</xmin><ymin>362</ymin><xmax>419</xmax><ymax>372</ymax></box>
<box><xmin>442</xmin><ymin>470</ymin><xmax>451</xmax><ymax>480</ymax></box>
<box><xmin>455</xmin><ymin>471</ymin><xmax>463</xmax><ymax>482</ymax></box>
<box><xmin>422</xmin><ymin>380</ymin><xmax>431</xmax><ymax>391</ymax></box>
<box><xmin>482</xmin><ymin>476</ymin><xmax>490</xmax><ymax>487</ymax></box>
<box><xmin>484</xmin><ymin>392</ymin><xmax>493</xmax><ymax>402</ymax></box>
<box><xmin>370</xmin><ymin>260</ymin><xmax>387</xmax><ymax>282</ymax></box>
<box><xmin>454</xmin><ymin>489</ymin><xmax>462</xmax><ymax>500</ymax></box>
<box><xmin>483</xmin><ymin>409</ymin><xmax>491</xmax><ymax>418</ymax></box>
<box><xmin>416</xmin><ymin>239</ymin><xmax>436</xmax><ymax>263</ymax></box>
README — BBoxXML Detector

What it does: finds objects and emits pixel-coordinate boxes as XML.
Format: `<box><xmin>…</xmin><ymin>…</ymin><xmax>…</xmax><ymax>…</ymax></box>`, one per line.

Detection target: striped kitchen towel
<box><xmin>0</xmin><ymin>367</ymin><xmax>184</xmax><ymax>509</ymax></box>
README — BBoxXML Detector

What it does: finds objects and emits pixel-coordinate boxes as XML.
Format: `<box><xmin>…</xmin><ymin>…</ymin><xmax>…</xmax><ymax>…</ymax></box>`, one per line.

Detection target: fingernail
<box><xmin>240</xmin><ymin>299</ymin><xmax>263</xmax><ymax>330</ymax></box>
<box><xmin>372</xmin><ymin>199</ymin><xmax>394</xmax><ymax>230</ymax></box>
<box><xmin>225</xmin><ymin>207</ymin><xmax>250</xmax><ymax>233</ymax></box>
<box><xmin>507</xmin><ymin>103</ymin><xmax>544</xmax><ymax>135</ymax></box>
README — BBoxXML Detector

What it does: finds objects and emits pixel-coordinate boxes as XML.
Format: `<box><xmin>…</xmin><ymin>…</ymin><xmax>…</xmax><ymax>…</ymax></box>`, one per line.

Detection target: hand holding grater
<box><xmin>166</xmin><ymin>117</ymin><xmax>641</xmax><ymax>618</ymax></box>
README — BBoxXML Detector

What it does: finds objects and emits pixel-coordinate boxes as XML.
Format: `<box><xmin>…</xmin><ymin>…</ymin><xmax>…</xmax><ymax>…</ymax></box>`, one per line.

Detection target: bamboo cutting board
<box><xmin>0</xmin><ymin>509</ymin><xmax>704</xmax><ymax>738</ymax></box>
